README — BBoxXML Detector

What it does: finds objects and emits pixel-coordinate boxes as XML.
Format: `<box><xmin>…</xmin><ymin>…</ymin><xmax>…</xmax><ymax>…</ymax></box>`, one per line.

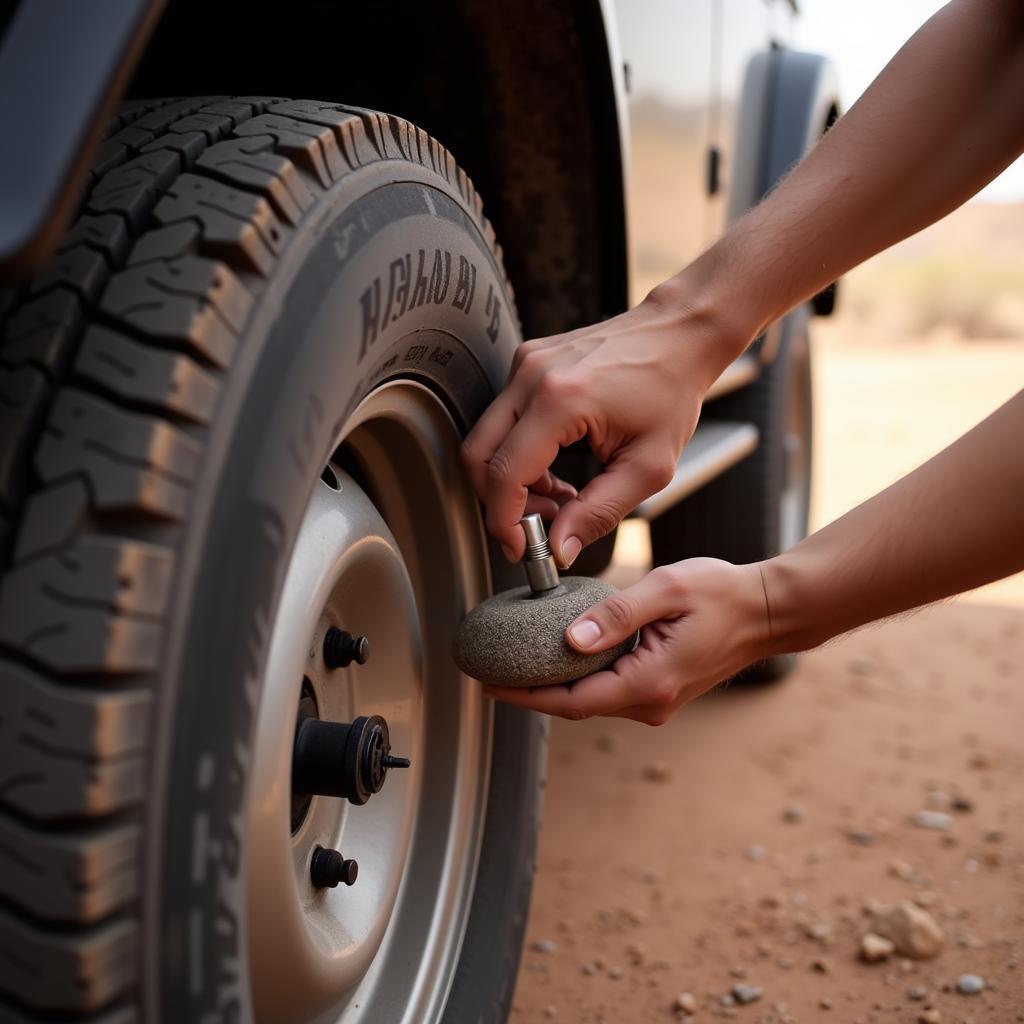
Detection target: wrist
<box><xmin>641</xmin><ymin>243</ymin><xmax>766</xmax><ymax>386</ymax></box>
<box><xmin>759</xmin><ymin>548</ymin><xmax>835</xmax><ymax>656</ymax></box>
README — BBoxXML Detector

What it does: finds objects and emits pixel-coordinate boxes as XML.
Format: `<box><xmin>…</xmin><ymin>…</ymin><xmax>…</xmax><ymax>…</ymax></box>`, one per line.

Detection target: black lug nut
<box><xmin>323</xmin><ymin>627</ymin><xmax>370</xmax><ymax>669</ymax></box>
<box><xmin>310</xmin><ymin>845</ymin><xmax>359</xmax><ymax>888</ymax></box>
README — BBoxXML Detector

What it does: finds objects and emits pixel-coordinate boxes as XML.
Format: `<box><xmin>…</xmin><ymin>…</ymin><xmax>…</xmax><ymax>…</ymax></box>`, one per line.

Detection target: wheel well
<box><xmin>125</xmin><ymin>0</ymin><xmax>628</xmax><ymax>339</ymax></box>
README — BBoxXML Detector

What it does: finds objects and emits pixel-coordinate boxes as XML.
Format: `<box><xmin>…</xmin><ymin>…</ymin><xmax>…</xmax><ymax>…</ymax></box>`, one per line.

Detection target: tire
<box><xmin>649</xmin><ymin>307</ymin><xmax>813</xmax><ymax>682</ymax></box>
<box><xmin>0</xmin><ymin>96</ymin><xmax>545</xmax><ymax>1023</ymax></box>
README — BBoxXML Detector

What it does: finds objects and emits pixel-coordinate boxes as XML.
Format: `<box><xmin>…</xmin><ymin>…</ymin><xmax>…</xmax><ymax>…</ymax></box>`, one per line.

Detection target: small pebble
<box><xmin>912</xmin><ymin>810</ymin><xmax>953</xmax><ymax>831</ymax></box>
<box><xmin>918</xmin><ymin>1010</ymin><xmax>942</xmax><ymax>1024</ymax></box>
<box><xmin>719</xmin><ymin>993</ymin><xmax>735</xmax><ymax>1007</ymax></box>
<box><xmin>956</xmin><ymin>973</ymin><xmax>985</xmax><ymax>995</ymax></box>
<box><xmin>544</xmin><ymin>1005</ymin><xmax>557</xmax><ymax>1019</ymax></box>
<box><xmin>642</xmin><ymin>761</ymin><xmax>672</xmax><ymax>783</ymax></box>
<box><xmin>983</xmin><ymin>829</ymin><xmax>1004</xmax><ymax>843</ymax></box>
<box><xmin>951</xmin><ymin>794</ymin><xmax>974</xmax><ymax>813</ymax></box>
<box><xmin>811</xmin><ymin>958</ymin><xmax>831</xmax><ymax>974</ymax></box>
<box><xmin>889</xmin><ymin>859</ymin><xmax>915</xmax><ymax>880</ymax></box>
<box><xmin>819</xmin><ymin>997</ymin><xmax>833</xmax><ymax>1010</ymax></box>
<box><xmin>673</xmin><ymin>992</ymin><xmax>697</xmax><ymax>1015</ymax></box>
<box><xmin>730</xmin><ymin>983</ymin><xmax>762</xmax><ymax>1005</ymax></box>
<box><xmin>847</xmin><ymin>829</ymin><xmax>877</xmax><ymax>846</ymax></box>
<box><xmin>782</xmin><ymin>803</ymin><xmax>805</xmax><ymax>824</ymax></box>
<box><xmin>532</xmin><ymin>939</ymin><xmax>558</xmax><ymax>955</ymax></box>
<box><xmin>744</xmin><ymin>844</ymin><xmax>766</xmax><ymax>862</ymax></box>
<box><xmin>581</xmin><ymin>961</ymin><xmax>598</xmax><ymax>976</ymax></box>
<box><xmin>908</xmin><ymin>985</ymin><xmax>928</xmax><ymax>1001</ymax></box>
<box><xmin>776</xmin><ymin>957</ymin><xmax>794</xmax><ymax>970</ymax></box>
<box><xmin>861</xmin><ymin>933</ymin><xmax>895</xmax><ymax>963</ymax></box>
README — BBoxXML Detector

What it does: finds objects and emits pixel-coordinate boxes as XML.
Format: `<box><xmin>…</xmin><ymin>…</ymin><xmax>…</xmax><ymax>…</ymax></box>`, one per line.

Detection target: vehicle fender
<box><xmin>0</xmin><ymin>0</ymin><xmax>166</xmax><ymax>279</ymax></box>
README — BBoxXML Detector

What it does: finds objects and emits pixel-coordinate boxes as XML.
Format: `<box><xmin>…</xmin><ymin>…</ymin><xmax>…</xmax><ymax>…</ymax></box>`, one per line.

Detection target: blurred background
<box><xmin>513</xmin><ymin>4</ymin><xmax>1023</xmax><ymax>1021</ymax></box>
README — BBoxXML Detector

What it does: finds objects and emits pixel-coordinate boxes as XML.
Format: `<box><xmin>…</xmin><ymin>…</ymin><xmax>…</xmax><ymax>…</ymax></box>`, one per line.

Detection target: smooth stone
<box><xmin>453</xmin><ymin>576</ymin><xmax>638</xmax><ymax>687</ymax></box>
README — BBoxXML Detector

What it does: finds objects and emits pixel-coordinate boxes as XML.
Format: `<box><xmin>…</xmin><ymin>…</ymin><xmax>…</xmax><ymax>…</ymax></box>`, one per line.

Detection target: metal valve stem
<box><xmin>521</xmin><ymin>514</ymin><xmax>560</xmax><ymax>593</ymax></box>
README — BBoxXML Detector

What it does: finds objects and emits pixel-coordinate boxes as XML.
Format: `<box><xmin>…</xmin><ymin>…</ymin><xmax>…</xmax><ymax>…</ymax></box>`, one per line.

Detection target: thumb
<box><xmin>566</xmin><ymin>566</ymin><xmax>683</xmax><ymax>653</ymax></box>
<box><xmin>548</xmin><ymin>451</ymin><xmax>674</xmax><ymax>568</ymax></box>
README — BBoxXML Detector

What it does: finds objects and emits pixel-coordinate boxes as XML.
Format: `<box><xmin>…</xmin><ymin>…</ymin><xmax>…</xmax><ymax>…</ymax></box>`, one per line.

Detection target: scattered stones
<box><xmin>673</xmin><ymin>992</ymin><xmax>697</xmax><ymax>1015</ymax></box>
<box><xmin>861</xmin><ymin>933</ymin><xmax>896</xmax><ymax>963</ymax></box>
<box><xmin>782</xmin><ymin>804</ymin><xmax>805</xmax><ymax>824</ymax></box>
<box><xmin>819</xmin><ymin>996</ymin><xmax>833</xmax><ymax>1010</ymax></box>
<box><xmin>870</xmin><ymin>901</ymin><xmax>945</xmax><ymax>959</ymax></box>
<box><xmin>889</xmin><ymin>859</ymin><xmax>916</xmax><ymax>881</ymax></box>
<box><xmin>955</xmin><ymin>973</ymin><xmax>985</xmax><ymax>995</ymax></box>
<box><xmin>846</xmin><ymin>829</ymin><xmax>877</xmax><ymax>846</ymax></box>
<box><xmin>728</xmin><ymin>966</ymin><xmax>746</xmax><ymax>979</ymax></box>
<box><xmin>775</xmin><ymin>957</ymin><xmax>794</xmax><ymax>970</ymax></box>
<box><xmin>719</xmin><ymin>993</ymin><xmax>735</xmax><ymax>1007</ymax></box>
<box><xmin>730</xmin><ymin>983</ymin><xmax>762</xmax><ymax>1005</ymax></box>
<box><xmin>911</xmin><ymin>810</ymin><xmax>953</xmax><ymax>831</ymax></box>
<box><xmin>811</xmin><ymin>958</ymin><xmax>831</xmax><ymax>974</ymax></box>
<box><xmin>531</xmin><ymin>939</ymin><xmax>558</xmax><ymax>955</ymax></box>
<box><xmin>908</xmin><ymin>985</ymin><xmax>928</xmax><ymax>1000</ymax></box>
<box><xmin>744</xmin><ymin>844</ymin><xmax>766</xmax><ymax>862</ymax></box>
<box><xmin>543</xmin><ymin>1005</ymin><xmax>557</xmax><ymax>1019</ymax></box>
<box><xmin>803</xmin><ymin>920</ymin><xmax>832</xmax><ymax>944</ymax></box>
<box><xmin>918</xmin><ymin>1009</ymin><xmax>942</xmax><ymax>1024</ymax></box>
<box><xmin>581</xmin><ymin>961</ymin><xmax>598</xmax><ymax>976</ymax></box>
<box><xmin>925</xmin><ymin>789</ymin><xmax>951</xmax><ymax>810</ymax></box>
<box><xmin>607</xmin><ymin>964</ymin><xmax>623</xmax><ymax>980</ymax></box>
<box><xmin>951</xmin><ymin>794</ymin><xmax>974</xmax><ymax>813</ymax></box>
<box><xmin>642</xmin><ymin>761</ymin><xmax>672</xmax><ymax>783</ymax></box>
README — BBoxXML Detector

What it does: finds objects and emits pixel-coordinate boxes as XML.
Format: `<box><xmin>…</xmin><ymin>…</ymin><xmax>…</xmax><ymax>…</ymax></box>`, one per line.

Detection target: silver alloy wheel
<box><xmin>247</xmin><ymin>380</ymin><xmax>494</xmax><ymax>1024</ymax></box>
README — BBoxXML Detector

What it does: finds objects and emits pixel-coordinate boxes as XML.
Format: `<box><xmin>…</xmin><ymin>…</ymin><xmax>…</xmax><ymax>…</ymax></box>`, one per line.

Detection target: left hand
<box><xmin>483</xmin><ymin>558</ymin><xmax>771</xmax><ymax>725</ymax></box>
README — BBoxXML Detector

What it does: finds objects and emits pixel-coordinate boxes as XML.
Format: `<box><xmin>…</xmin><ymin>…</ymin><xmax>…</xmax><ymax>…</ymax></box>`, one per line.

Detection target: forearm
<box><xmin>761</xmin><ymin>390</ymin><xmax>1024</xmax><ymax>653</ymax></box>
<box><xmin>655</xmin><ymin>0</ymin><xmax>1024</xmax><ymax>368</ymax></box>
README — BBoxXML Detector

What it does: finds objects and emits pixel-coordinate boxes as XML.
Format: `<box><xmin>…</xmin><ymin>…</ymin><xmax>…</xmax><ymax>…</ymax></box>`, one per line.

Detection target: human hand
<box><xmin>461</xmin><ymin>291</ymin><xmax>745</xmax><ymax>565</ymax></box>
<box><xmin>483</xmin><ymin>559</ymin><xmax>772</xmax><ymax>725</ymax></box>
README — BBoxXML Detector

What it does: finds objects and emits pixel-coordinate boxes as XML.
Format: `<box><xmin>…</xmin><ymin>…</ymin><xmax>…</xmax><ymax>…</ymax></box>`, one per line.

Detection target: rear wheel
<box><xmin>0</xmin><ymin>96</ymin><xmax>543</xmax><ymax>1023</ymax></box>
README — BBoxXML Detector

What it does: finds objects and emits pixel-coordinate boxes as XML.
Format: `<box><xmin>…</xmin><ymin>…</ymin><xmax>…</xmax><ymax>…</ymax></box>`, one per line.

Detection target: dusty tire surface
<box><xmin>0</xmin><ymin>96</ymin><xmax>544</xmax><ymax>1023</ymax></box>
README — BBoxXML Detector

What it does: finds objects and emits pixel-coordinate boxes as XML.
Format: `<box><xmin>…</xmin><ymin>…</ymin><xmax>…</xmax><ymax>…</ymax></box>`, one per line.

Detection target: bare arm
<box><xmin>763</xmin><ymin>389</ymin><xmax>1024</xmax><ymax>653</ymax></box>
<box><xmin>484</xmin><ymin>390</ymin><xmax>1024</xmax><ymax>724</ymax></box>
<box><xmin>462</xmin><ymin>0</ymin><xmax>1024</xmax><ymax>565</ymax></box>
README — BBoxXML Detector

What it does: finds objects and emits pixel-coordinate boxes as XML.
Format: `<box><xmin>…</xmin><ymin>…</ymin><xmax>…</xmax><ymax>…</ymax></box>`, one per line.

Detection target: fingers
<box><xmin>482</xmin><ymin>391</ymin><xmax>585</xmax><ymax>557</ymax></box>
<box><xmin>482</xmin><ymin>631</ymin><xmax>679</xmax><ymax>720</ymax></box>
<box><xmin>547</xmin><ymin>448</ymin><xmax>675</xmax><ymax>569</ymax></box>
<box><xmin>461</xmin><ymin>389</ymin><xmax>520</xmax><ymax>502</ymax></box>
<box><xmin>564</xmin><ymin>565</ymin><xmax>684</xmax><ymax>653</ymax></box>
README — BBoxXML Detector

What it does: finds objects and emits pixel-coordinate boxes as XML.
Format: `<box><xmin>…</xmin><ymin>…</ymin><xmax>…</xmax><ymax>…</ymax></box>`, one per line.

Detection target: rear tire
<box><xmin>649</xmin><ymin>307</ymin><xmax>813</xmax><ymax>682</ymax></box>
<box><xmin>0</xmin><ymin>96</ymin><xmax>542</xmax><ymax>1023</ymax></box>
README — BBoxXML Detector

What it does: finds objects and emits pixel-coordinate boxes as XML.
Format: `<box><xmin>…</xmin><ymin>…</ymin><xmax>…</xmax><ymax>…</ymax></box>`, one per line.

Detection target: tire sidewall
<box><xmin>149</xmin><ymin>165</ymin><xmax>527</xmax><ymax>1021</ymax></box>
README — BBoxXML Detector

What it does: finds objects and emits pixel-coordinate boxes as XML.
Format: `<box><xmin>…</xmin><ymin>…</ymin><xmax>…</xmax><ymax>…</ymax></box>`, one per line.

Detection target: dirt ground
<box><xmin>510</xmin><ymin>337</ymin><xmax>1024</xmax><ymax>1024</ymax></box>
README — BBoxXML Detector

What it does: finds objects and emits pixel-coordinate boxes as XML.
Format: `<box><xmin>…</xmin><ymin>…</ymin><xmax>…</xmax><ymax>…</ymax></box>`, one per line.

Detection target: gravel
<box><xmin>860</xmin><ymin>933</ymin><xmax>895</xmax><ymax>963</ymax></box>
<box><xmin>955</xmin><ymin>973</ymin><xmax>985</xmax><ymax>995</ymax></box>
<box><xmin>531</xmin><ymin>939</ymin><xmax>558</xmax><ymax>955</ymax></box>
<box><xmin>911</xmin><ymin>810</ymin><xmax>953</xmax><ymax>831</ymax></box>
<box><xmin>730</xmin><ymin>983</ymin><xmax>763</xmax><ymax>1005</ymax></box>
<box><xmin>870</xmin><ymin>901</ymin><xmax>945</xmax><ymax>959</ymax></box>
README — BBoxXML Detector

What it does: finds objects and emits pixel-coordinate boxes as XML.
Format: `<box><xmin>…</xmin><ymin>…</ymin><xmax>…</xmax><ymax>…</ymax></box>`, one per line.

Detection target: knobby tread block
<box><xmin>0</xmin><ymin>813</ymin><xmax>140</xmax><ymax>923</ymax></box>
<box><xmin>0</xmin><ymin>95</ymin><xmax>508</xmax><ymax>1016</ymax></box>
<box><xmin>0</xmin><ymin>908</ymin><xmax>136</xmax><ymax>1013</ymax></box>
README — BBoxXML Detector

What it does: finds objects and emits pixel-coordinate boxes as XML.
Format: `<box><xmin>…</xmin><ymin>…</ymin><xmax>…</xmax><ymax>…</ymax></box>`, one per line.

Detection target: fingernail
<box><xmin>501</xmin><ymin>544</ymin><xmax>517</xmax><ymax>562</ymax></box>
<box><xmin>568</xmin><ymin>618</ymin><xmax>601</xmax><ymax>650</ymax></box>
<box><xmin>560</xmin><ymin>536</ymin><xmax>582</xmax><ymax>568</ymax></box>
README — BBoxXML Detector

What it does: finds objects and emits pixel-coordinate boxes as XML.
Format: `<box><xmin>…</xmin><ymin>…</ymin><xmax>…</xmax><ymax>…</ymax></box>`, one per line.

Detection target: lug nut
<box><xmin>310</xmin><ymin>846</ymin><xmax>359</xmax><ymax>888</ymax></box>
<box><xmin>324</xmin><ymin>627</ymin><xmax>370</xmax><ymax>669</ymax></box>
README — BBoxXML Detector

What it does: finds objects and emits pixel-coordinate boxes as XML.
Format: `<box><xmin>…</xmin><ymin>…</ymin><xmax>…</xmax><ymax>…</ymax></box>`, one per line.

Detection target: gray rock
<box><xmin>955</xmin><ymin>973</ymin><xmax>984</xmax><ymax>995</ymax></box>
<box><xmin>532</xmin><ymin>939</ymin><xmax>558</xmax><ymax>954</ymax></box>
<box><xmin>907</xmin><ymin>985</ymin><xmax>928</xmax><ymax>1001</ymax></box>
<box><xmin>847</xmin><ymin>828</ymin><xmax>877</xmax><ymax>846</ymax></box>
<box><xmin>731</xmin><ymin>983</ymin><xmax>763</xmax><ymax>1005</ymax></box>
<box><xmin>453</xmin><ymin>576</ymin><xmax>638</xmax><ymax>687</ymax></box>
<box><xmin>911</xmin><ymin>810</ymin><xmax>953</xmax><ymax>831</ymax></box>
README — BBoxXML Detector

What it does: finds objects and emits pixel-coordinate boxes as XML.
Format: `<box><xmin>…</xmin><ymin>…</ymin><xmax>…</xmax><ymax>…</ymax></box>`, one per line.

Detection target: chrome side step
<box><xmin>705</xmin><ymin>351</ymin><xmax>759</xmax><ymax>401</ymax></box>
<box><xmin>631</xmin><ymin>421</ymin><xmax>759</xmax><ymax>521</ymax></box>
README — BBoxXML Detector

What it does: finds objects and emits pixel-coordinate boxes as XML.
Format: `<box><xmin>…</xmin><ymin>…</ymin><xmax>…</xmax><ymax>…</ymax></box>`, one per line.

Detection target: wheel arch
<box><xmin>727</xmin><ymin>48</ymin><xmax>841</xmax><ymax>319</ymax></box>
<box><xmin>2</xmin><ymin>0</ymin><xmax>631</xmax><ymax>341</ymax></box>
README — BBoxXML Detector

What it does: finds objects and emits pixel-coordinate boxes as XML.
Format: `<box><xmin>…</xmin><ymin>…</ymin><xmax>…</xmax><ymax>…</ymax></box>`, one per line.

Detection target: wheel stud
<box><xmin>310</xmin><ymin>845</ymin><xmax>359</xmax><ymax>888</ymax></box>
<box><xmin>323</xmin><ymin>627</ymin><xmax>370</xmax><ymax>668</ymax></box>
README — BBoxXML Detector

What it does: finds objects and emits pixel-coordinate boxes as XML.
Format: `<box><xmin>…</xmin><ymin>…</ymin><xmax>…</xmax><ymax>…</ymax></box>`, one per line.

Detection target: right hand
<box><xmin>461</xmin><ymin>289</ymin><xmax>744</xmax><ymax>564</ymax></box>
